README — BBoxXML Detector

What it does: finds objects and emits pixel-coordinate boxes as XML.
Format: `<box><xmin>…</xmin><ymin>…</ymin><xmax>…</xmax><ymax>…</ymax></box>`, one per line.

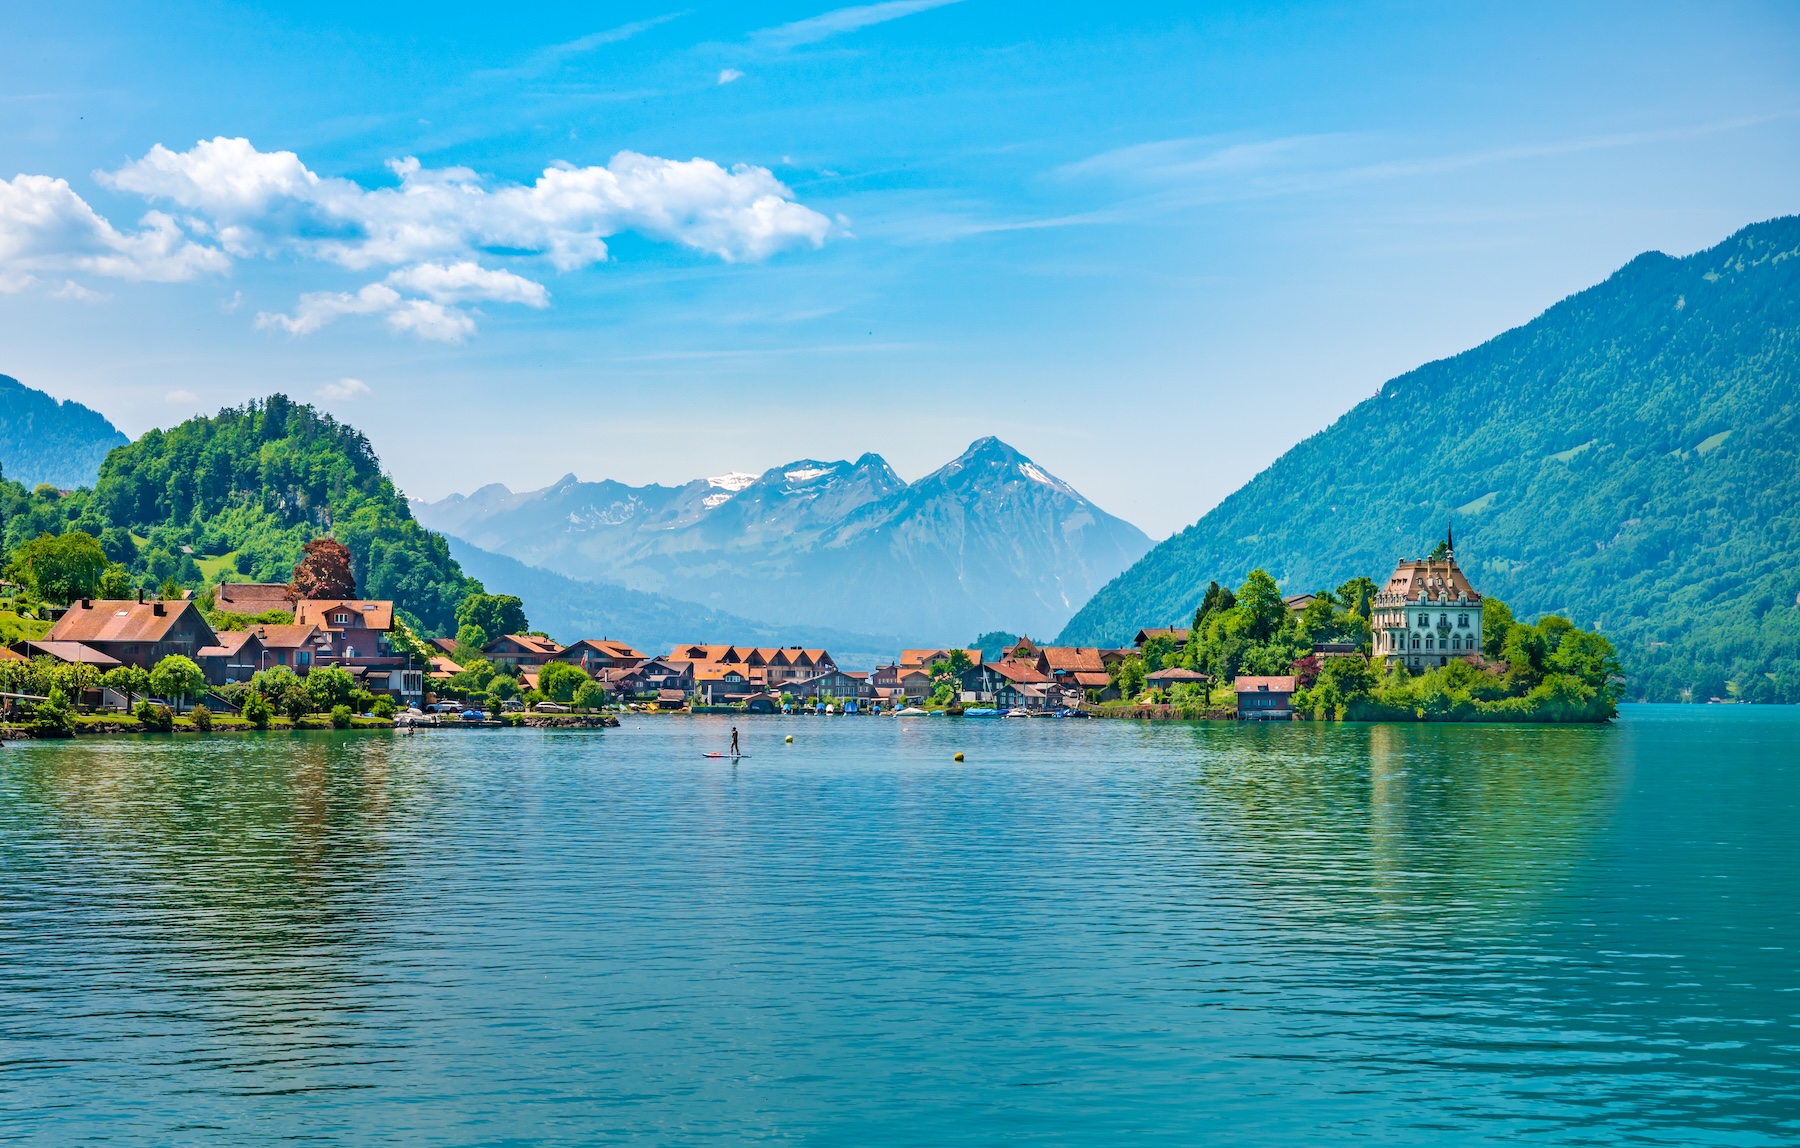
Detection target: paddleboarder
<box><xmin>730</xmin><ymin>726</ymin><xmax>740</xmax><ymax>757</ymax></box>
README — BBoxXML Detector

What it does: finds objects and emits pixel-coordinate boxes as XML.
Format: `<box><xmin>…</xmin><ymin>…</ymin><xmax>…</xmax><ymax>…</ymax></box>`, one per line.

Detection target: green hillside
<box><xmin>1061</xmin><ymin>215</ymin><xmax>1800</xmax><ymax>703</ymax></box>
<box><xmin>0</xmin><ymin>395</ymin><xmax>478</xmax><ymax>634</ymax></box>
<box><xmin>0</xmin><ymin>375</ymin><xmax>128</xmax><ymax>489</ymax></box>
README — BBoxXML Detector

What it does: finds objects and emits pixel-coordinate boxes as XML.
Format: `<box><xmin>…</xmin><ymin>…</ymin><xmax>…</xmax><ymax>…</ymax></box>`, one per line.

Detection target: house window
<box><xmin>1459</xmin><ymin>613</ymin><xmax>1470</xmax><ymax>628</ymax></box>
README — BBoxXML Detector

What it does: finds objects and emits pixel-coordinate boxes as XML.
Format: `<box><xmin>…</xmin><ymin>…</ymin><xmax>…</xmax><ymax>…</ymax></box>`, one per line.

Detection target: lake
<box><xmin>1</xmin><ymin>707</ymin><xmax>1795</xmax><ymax>1145</ymax></box>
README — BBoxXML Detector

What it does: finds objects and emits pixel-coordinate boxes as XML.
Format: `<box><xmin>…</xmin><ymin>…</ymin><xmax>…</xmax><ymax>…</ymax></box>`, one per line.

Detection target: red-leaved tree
<box><xmin>1291</xmin><ymin>654</ymin><xmax>1322</xmax><ymax>689</ymax></box>
<box><xmin>290</xmin><ymin>537</ymin><xmax>357</xmax><ymax>601</ymax></box>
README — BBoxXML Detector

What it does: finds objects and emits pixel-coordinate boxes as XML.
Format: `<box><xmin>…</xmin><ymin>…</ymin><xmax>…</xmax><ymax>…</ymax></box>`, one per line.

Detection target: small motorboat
<box><xmin>1002</xmin><ymin>708</ymin><xmax>1029</xmax><ymax>718</ymax></box>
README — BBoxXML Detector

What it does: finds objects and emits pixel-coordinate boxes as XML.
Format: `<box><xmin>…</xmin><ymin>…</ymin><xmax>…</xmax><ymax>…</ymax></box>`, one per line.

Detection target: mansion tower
<box><xmin>1372</xmin><ymin>541</ymin><xmax>1484</xmax><ymax>671</ymax></box>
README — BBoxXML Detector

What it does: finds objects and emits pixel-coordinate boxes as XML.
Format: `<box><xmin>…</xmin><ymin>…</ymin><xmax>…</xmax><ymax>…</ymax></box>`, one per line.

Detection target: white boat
<box><xmin>895</xmin><ymin>706</ymin><xmax>927</xmax><ymax>716</ymax></box>
<box><xmin>1003</xmin><ymin>708</ymin><xmax>1030</xmax><ymax>718</ymax></box>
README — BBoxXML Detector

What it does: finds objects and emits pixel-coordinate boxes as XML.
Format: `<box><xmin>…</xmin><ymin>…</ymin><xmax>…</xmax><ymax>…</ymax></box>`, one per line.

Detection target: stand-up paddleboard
<box><xmin>702</xmin><ymin>752</ymin><xmax>749</xmax><ymax>759</ymax></box>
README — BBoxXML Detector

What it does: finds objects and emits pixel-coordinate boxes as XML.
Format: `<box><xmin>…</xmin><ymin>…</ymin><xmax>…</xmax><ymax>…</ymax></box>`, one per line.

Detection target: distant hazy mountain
<box><xmin>1060</xmin><ymin>215</ymin><xmax>1800</xmax><ymax>703</ymax></box>
<box><xmin>446</xmin><ymin>537</ymin><xmax>902</xmax><ymax>668</ymax></box>
<box><xmin>0</xmin><ymin>375</ymin><xmax>127</xmax><ymax>488</ymax></box>
<box><xmin>417</xmin><ymin>437</ymin><xmax>1152</xmax><ymax>642</ymax></box>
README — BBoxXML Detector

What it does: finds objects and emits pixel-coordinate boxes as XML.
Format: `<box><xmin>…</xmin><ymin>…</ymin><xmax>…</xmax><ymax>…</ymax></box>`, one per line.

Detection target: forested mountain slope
<box><xmin>89</xmin><ymin>395</ymin><xmax>477</xmax><ymax>632</ymax></box>
<box><xmin>0</xmin><ymin>375</ymin><xmax>127</xmax><ymax>489</ymax></box>
<box><xmin>1061</xmin><ymin>215</ymin><xmax>1800</xmax><ymax>702</ymax></box>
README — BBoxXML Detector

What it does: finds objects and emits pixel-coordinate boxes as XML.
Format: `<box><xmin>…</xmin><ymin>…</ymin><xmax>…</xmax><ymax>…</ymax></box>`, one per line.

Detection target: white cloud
<box><xmin>101</xmin><ymin>137</ymin><xmax>830</xmax><ymax>269</ymax></box>
<box><xmin>752</xmin><ymin>0</ymin><xmax>962</xmax><ymax>49</ymax></box>
<box><xmin>4</xmin><ymin>136</ymin><xmax>831</xmax><ymax>341</ymax></box>
<box><xmin>384</xmin><ymin>261</ymin><xmax>549</xmax><ymax>307</ymax></box>
<box><xmin>0</xmin><ymin>172</ymin><xmax>227</xmax><ymax>282</ymax></box>
<box><xmin>48</xmin><ymin>280</ymin><xmax>107</xmax><ymax>302</ymax></box>
<box><xmin>320</xmin><ymin>377</ymin><xmax>371</xmax><ymax>400</ymax></box>
<box><xmin>165</xmin><ymin>389</ymin><xmax>198</xmax><ymax>403</ymax></box>
<box><xmin>718</xmin><ymin>68</ymin><xmax>744</xmax><ymax>84</ymax></box>
<box><xmin>256</xmin><ymin>282</ymin><xmax>476</xmax><ymax>342</ymax></box>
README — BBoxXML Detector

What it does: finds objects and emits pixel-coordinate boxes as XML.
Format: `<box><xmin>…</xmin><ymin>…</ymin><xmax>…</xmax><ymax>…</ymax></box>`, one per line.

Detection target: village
<box><xmin>5</xmin><ymin>548</ymin><xmax>1496</xmax><ymax>725</ymax></box>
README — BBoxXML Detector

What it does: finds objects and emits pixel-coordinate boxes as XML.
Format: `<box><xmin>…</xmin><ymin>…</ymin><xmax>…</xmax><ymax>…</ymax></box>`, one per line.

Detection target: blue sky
<box><xmin>3</xmin><ymin>1</ymin><xmax>1797</xmax><ymax>536</ymax></box>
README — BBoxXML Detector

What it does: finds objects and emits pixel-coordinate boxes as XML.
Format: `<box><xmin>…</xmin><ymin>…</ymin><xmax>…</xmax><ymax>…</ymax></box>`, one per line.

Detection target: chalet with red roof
<box><xmin>44</xmin><ymin>596</ymin><xmax>217</xmax><ymax>670</ymax></box>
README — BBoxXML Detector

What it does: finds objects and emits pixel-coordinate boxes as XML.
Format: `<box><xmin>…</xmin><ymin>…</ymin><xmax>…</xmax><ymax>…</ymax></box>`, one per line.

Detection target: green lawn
<box><xmin>195</xmin><ymin>551</ymin><xmax>240</xmax><ymax>584</ymax></box>
<box><xmin>0</xmin><ymin>610</ymin><xmax>52</xmax><ymax>645</ymax></box>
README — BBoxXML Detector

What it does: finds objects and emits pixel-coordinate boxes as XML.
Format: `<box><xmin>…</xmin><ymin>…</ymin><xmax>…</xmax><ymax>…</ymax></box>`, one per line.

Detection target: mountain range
<box><xmin>446</xmin><ymin>540</ymin><xmax>901</xmax><ymax>668</ymax></box>
<box><xmin>414</xmin><ymin>437</ymin><xmax>1153</xmax><ymax>643</ymax></box>
<box><xmin>0</xmin><ymin>375</ymin><xmax>127</xmax><ymax>489</ymax></box>
<box><xmin>1061</xmin><ymin>215</ymin><xmax>1800</xmax><ymax>702</ymax></box>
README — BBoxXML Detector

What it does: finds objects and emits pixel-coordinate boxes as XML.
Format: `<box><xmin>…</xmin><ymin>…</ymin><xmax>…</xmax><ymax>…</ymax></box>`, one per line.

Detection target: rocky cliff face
<box><xmin>416</xmin><ymin>438</ymin><xmax>1151</xmax><ymax>642</ymax></box>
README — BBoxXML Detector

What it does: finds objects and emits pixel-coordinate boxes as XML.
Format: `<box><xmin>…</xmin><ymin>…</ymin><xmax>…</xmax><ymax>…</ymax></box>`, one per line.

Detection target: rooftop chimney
<box><xmin>152</xmin><ymin>602</ymin><xmax>165</xmax><ymax>617</ymax></box>
<box><xmin>137</xmin><ymin>588</ymin><xmax>144</xmax><ymax>603</ymax></box>
<box><xmin>81</xmin><ymin>599</ymin><xmax>92</xmax><ymax>609</ymax></box>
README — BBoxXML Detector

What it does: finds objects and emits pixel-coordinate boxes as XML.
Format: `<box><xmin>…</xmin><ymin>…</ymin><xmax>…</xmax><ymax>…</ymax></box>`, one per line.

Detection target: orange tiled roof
<box><xmin>1376</xmin><ymin>558</ymin><xmax>1482</xmax><ymax>605</ymax></box>
<box><xmin>251</xmin><ymin>623</ymin><xmax>321</xmax><ymax>650</ymax></box>
<box><xmin>489</xmin><ymin>633</ymin><xmax>563</xmax><ymax>656</ymax></box>
<box><xmin>1038</xmin><ymin>646</ymin><xmax>1106</xmax><ymax>673</ymax></box>
<box><xmin>561</xmin><ymin>639</ymin><xmax>643</xmax><ymax>661</ymax></box>
<box><xmin>294</xmin><ymin>599</ymin><xmax>395</xmax><ymax>630</ymax></box>
<box><xmin>202</xmin><ymin>631</ymin><xmax>258</xmax><ymax>656</ymax></box>
<box><xmin>987</xmin><ymin>660</ymin><xmax>1050</xmax><ymax>684</ymax></box>
<box><xmin>214</xmin><ymin>582</ymin><xmax>294</xmax><ymax>613</ymax></box>
<box><xmin>47</xmin><ymin>599</ymin><xmax>212</xmax><ymax>645</ymax></box>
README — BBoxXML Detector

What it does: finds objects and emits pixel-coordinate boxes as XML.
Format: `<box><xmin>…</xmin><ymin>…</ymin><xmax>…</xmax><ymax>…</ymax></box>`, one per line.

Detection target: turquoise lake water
<box><xmin>0</xmin><ymin>706</ymin><xmax>1795</xmax><ymax>1145</ymax></box>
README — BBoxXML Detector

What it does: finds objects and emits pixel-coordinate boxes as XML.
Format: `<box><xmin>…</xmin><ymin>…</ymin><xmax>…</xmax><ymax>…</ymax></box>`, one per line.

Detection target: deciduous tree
<box><xmin>290</xmin><ymin>537</ymin><xmax>356</xmax><ymax>601</ymax></box>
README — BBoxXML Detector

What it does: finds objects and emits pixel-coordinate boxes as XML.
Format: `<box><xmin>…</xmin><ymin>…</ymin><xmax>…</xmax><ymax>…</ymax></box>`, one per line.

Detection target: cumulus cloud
<box><xmin>718</xmin><ymin>68</ymin><xmax>744</xmax><ymax>84</ymax></box>
<box><xmin>256</xmin><ymin>283</ymin><xmax>476</xmax><ymax>342</ymax></box>
<box><xmin>0</xmin><ymin>173</ymin><xmax>228</xmax><ymax>283</ymax></box>
<box><xmin>101</xmin><ymin>137</ymin><xmax>830</xmax><ymax>269</ymax></box>
<box><xmin>1</xmin><ymin>136</ymin><xmax>832</xmax><ymax>339</ymax></box>
<box><xmin>384</xmin><ymin>261</ymin><xmax>549</xmax><ymax>307</ymax></box>
<box><xmin>320</xmin><ymin>377</ymin><xmax>371</xmax><ymax>400</ymax></box>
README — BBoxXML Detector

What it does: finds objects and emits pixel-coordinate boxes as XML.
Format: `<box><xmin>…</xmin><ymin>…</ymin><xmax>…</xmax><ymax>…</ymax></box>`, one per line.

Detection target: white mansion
<box><xmin>1372</xmin><ymin>545</ymin><xmax>1485</xmax><ymax>671</ymax></box>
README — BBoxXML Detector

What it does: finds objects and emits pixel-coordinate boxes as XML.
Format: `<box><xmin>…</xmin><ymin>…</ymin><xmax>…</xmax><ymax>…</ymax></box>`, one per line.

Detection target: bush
<box><xmin>242</xmin><ymin>692</ymin><xmax>273</xmax><ymax>729</ymax></box>
<box><xmin>135</xmin><ymin>700</ymin><xmax>174</xmax><ymax>732</ymax></box>
<box><xmin>574</xmin><ymin>679</ymin><xmax>608</xmax><ymax>711</ymax></box>
<box><xmin>250</xmin><ymin>665</ymin><xmax>312</xmax><ymax>720</ymax></box>
<box><xmin>149</xmin><ymin>654</ymin><xmax>205</xmax><ymax>710</ymax></box>
<box><xmin>306</xmin><ymin>665</ymin><xmax>356</xmax><ymax>711</ymax></box>
<box><xmin>537</xmin><ymin>661</ymin><xmax>588</xmax><ymax>704</ymax></box>
<box><xmin>370</xmin><ymin>695</ymin><xmax>397</xmax><ymax>719</ymax></box>
<box><xmin>31</xmin><ymin>686</ymin><xmax>74</xmax><ymax>736</ymax></box>
<box><xmin>330</xmin><ymin>704</ymin><xmax>353</xmax><ymax>729</ymax></box>
<box><xmin>189</xmin><ymin>703</ymin><xmax>213</xmax><ymax>732</ymax></box>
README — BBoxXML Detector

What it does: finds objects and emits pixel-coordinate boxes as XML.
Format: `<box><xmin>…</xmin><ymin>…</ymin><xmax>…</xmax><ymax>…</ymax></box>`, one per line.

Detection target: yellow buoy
<box><xmin>785</xmin><ymin>735</ymin><xmax>794</xmax><ymax>744</ymax></box>
<box><xmin>953</xmin><ymin>752</ymin><xmax>964</xmax><ymax>762</ymax></box>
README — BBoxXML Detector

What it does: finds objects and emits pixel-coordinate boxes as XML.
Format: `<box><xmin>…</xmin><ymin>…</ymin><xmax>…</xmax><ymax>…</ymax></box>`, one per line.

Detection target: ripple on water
<box><xmin>0</xmin><ymin>707</ymin><xmax>1795</xmax><ymax>1145</ymax></box>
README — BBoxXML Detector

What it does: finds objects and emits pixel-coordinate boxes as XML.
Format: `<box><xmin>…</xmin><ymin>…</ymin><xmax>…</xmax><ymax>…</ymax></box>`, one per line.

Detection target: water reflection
<box><xmin>0</xmin><ymin>734</ymin><xmax>427</xmax><ymax>1098</ymax></box>
<box><xmin>1168</xmin><ymin>721</ymin><xmax>1620</xmax><ymax>932</ymax></box>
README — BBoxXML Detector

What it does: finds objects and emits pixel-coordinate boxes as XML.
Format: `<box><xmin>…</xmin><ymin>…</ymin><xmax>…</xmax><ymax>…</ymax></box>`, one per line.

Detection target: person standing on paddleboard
<box><xmin>730</xmin><ymin>727</ymin><xmax>740</xmax><ymax>757</ymax></box>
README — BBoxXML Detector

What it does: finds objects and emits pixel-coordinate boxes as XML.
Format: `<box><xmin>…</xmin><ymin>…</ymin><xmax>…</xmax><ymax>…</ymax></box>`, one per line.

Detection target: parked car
<box><xmin>501</xmin><ymin>699</ymin><xmax>523</xmax><ymax>712</ymax></box>
<box><xmin>533</xmin><ymin>702</ymin><xmax>569</xmax><ymax>713</ymax></box>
